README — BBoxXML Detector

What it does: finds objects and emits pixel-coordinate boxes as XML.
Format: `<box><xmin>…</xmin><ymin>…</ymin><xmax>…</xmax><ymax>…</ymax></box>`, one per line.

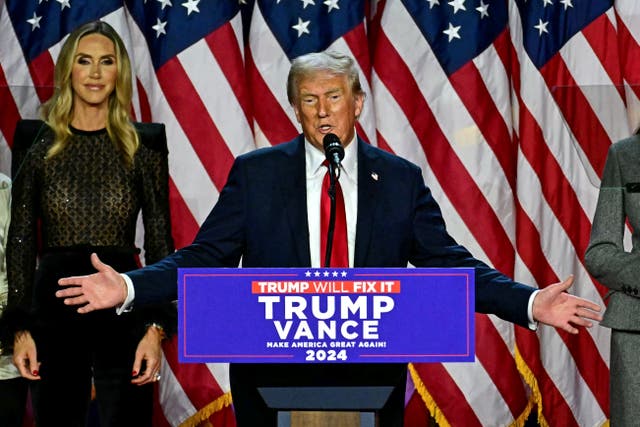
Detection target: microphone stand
<box><xmin>323</xmin><ymin>161</ymin><xmax>340</xmax><ymax>268</ymax></box>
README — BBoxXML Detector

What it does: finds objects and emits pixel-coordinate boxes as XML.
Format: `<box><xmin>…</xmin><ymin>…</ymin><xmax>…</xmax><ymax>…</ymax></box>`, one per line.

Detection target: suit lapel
<box><xmin>277</xmin><ymin>136</ymin><xmax>311</xmax><ymax>266</ymax></box>
<box><xmin>354</xmin><ymin>139</ymin><xmax>383</xmax><ymax>266</ymax></box>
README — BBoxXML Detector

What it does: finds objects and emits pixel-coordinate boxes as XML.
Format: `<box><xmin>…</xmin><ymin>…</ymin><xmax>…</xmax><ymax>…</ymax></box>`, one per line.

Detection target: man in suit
<box><xmin>57</xmin><ymin>51</ymin><xmax>602</xmax><ymax>426</ymax></box>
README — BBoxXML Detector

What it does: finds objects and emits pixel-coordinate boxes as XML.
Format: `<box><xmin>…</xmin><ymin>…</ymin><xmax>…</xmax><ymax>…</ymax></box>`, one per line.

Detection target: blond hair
<box><xmin>287</xmin><ymin>50</ymin><xmax>365</xmax><ymax>105</ymax></box>
<box><xmin>41</xmin><ymin>20</ymin><xmax>139</xmax><ymax>165</ymax></box>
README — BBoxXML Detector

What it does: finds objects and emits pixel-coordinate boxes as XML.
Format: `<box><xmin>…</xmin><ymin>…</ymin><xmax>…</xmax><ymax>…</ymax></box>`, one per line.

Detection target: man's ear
<box><xmin>292</xmin><ymin>103</ymin><xmax>302</xmax><ymax>123</ymax></box>
<box><xmin>354</xmin><ymin>93</ymin><xmax>365</xmax><ymax>119</ymax></box>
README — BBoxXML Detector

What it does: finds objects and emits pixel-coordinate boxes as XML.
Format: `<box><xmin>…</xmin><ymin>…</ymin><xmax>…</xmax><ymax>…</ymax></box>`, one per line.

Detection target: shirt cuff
<box><xmin>527</xmin><ymin>289</ymin><xmax>540</xmax><ymax>330</ymax></box>
<box><xmin>115</xmin><ymin>273</ymin><xmax>135</xmax><ymax>315</ymax></box>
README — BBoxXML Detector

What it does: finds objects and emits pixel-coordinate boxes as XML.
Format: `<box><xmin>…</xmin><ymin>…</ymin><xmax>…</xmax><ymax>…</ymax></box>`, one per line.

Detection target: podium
<box><xmin>178</xmin><ymin>267</ymin><xmax>475</xmax><ymax>427</ymax></box>
<box><xmin>230</xmin><ymin>362</ymin><xmax>407</xmax><ymax>426</ymax></box>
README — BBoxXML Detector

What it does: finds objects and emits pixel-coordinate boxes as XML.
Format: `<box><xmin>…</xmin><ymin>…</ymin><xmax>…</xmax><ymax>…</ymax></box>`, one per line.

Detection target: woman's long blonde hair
<box><xmin>41</xmin><ymin>20</ymin><xmax>139</xmax><ymax>165</ymax></box>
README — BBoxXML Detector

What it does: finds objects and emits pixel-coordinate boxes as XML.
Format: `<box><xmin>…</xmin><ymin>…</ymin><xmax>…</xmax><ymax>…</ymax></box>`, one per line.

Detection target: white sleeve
<box><xmin>527</xmin><ymin>289</ymin><xmax>539</xmax><ymax>330</ymax></box>
<box><xmin>115</xmin><ymin>273</ymin><xmax>135</xmax><ymax>315</ymax></box>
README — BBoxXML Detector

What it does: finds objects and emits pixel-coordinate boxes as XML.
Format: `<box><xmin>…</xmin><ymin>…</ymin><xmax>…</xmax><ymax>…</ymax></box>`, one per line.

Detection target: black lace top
<box><xmin>6</xmin><ymin>122</ymin><xmax>174</xmax><ymax>311</ymax></box>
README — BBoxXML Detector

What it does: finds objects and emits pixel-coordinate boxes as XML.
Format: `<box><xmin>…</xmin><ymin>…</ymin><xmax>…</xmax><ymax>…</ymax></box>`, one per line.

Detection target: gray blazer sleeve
<box><xmin>585</xmin><ymin>137</ymin><xmax>640</xmax><ymax>294</ymax></box>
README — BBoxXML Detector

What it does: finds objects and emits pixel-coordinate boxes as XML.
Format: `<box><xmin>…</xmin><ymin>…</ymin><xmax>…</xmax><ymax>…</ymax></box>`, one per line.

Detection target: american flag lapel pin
<box><xmin>371</xmin><ymin>172</ymin><xmax>379</xmax><ymax>181</ymax></box>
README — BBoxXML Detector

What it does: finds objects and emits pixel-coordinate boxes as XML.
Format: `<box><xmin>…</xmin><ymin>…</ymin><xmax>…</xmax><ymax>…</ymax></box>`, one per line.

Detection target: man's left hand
<box><xmin>532</xmin><ymin>275</ymin><xmax>603</xmax><ymax>334</ymax></box>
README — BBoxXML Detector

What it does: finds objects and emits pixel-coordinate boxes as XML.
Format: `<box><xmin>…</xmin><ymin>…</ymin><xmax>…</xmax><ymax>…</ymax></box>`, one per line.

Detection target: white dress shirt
<box><xmin>305</xmin><ymin>133</ymin><xmax>357</xmax><ymax>268</ymax></box>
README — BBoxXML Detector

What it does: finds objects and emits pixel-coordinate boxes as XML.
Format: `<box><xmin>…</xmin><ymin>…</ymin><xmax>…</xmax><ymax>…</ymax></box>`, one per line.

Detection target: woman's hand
<box><xmin>131</xmin><ymin>325</ymin><xmax>164</xmax><ymax>385</ymax></box>
<box><xmin>13</xmin><ymin>331</ymin><xmax>41</xmax><ymax>380</ymax></box>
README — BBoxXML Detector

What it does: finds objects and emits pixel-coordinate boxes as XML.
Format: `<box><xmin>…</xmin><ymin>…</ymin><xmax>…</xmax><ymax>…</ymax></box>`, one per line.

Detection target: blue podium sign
<box><xmin>178</xmin><ymin>267</ymin><xmax>475</xmax><ymax>364</ymax></box>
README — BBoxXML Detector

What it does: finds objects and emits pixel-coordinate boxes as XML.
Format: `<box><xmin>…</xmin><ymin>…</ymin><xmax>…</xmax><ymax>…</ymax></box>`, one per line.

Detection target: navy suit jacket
<box><xmin>130</xmin><ymin>135</ymin><xmax>534</xmax><ymax>327</ymax></box>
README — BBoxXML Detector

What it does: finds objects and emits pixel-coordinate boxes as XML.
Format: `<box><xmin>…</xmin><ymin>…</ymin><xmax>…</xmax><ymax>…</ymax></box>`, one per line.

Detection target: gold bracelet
<box><xmin>146</xmin><ymin>323</ymin><xmax>166</xmax><ymax>340</ymax></box>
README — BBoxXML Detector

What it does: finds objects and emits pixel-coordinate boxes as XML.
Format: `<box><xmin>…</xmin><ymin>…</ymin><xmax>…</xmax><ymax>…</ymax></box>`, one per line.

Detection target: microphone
<box><xmin>323</xmin><ymin>133</ymin><xmax>345</xmax><ymax>169</ymax></box>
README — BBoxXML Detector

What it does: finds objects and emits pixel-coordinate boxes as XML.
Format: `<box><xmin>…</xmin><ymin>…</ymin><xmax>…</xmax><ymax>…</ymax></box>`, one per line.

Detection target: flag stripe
<box><xmin>27</xmin><ymin>52</ymin><xmax>55</xmax><ymax>103</ymax></box>
<box><xmin>374</xmin><ymin>30</ymin><xmax>516</xmax><ymax>274</ymax></box>
<box><xmin>449</xmin><ymin>49</ymin><xmax>517</xmax><ymax>192</ymax></box>
<box><xmin>475</xmin><ymin>316</ymin><xmax>529</xmax><ymax>417</ymax></box>
<box><xmin>615</xmin><ymin>9</ymin><xmax>640</xmax><ymax>101</ymax></box>
<box><xmin>168</xmin><ymin>179</ymin><xmax>200</xmax><ymax>249</ymax></box>
<box><xmin>581</xmin><ymin>13</ymin><xmax>625</xmax><ymax>100</ymax></box>
<box><xmin>413</xmin><ymin>363</ymin><xmax>482</xmax><ymax>426</ymax></box>
<box><xmin>162</xmin><ymin>339</ymin><xmax>226</xmax><ymax>409</ymax></box>
<box><xmin>206</xmin><ymin>21</ymin><xmax>252</xmax><ymax>129</ymax></box>
<box><xmin>514</xmin><ymin>9</ymin><xmax>606</xmax><ymax>418</ymax></box>
<box><xmin>0</xmin><ymin>66</ymin><xmax>19</xmax><ymax>150</ymax></box>
<box><xmin>540</xmin><ymin>56</ymin><xmax>613</xmax><ymax>177</ymax></box>
<box><xmin>155</xmin><ymin>60</ymin><xmax>235</xmax><ymax>191</ymax></box>
<box><xmin>246</xmin><ymin>50</ymin><xmax>299</xmax><ymax>145</ymax></box>
<box><xmin>516</xmin><ymin>99</ymin><xmax>610</xmax><ymax>407</ymax></box>
<box><xmin>374</xmin><ymin>3</ymin><xmax>530</xmax><ymax>424</ymax></box>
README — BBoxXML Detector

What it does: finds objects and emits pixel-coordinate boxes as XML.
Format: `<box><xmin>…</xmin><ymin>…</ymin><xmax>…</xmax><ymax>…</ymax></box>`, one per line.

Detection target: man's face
<box><xmin>292</xmin><ymin>70</ymin><xmax>364</xmax><ymax>151</ymax></box>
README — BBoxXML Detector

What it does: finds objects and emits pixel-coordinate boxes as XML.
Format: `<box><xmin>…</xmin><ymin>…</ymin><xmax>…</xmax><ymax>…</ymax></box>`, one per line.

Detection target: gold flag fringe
<box><xmin>515</xmin><ymin>344</ymin><xmax>610</xmax><ymax>427</ymax></box>
<box><xmin>410</xmin><ymin>358</ymin><xmax>536</xmax><ymax>427</ymax></box>
<box><xmin>515</xmin><ymin>344</ymin><xmax>548</xmax><ymax>427</ymax></box>
<box><xmin>408</xmin><ymin>363</ymin><xmax>451</xmax><ymax>427</ymax></box>
<box><xmin>178</xmin><ymin>391</ymin><xmax>233</xmax><ymax>427</ymax></box>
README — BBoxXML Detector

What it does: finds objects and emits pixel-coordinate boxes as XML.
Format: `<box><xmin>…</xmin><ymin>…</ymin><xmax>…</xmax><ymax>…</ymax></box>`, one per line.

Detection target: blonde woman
<box><xmin>4</xmin><ymin>21</ymin><xmax>174</xmax><ymax>427</ymax></box>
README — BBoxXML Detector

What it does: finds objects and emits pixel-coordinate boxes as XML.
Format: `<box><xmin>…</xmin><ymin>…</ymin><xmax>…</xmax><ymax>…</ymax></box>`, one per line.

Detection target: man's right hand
<box><xmin>56</xmin><ymin>253</ymin><xmax>127</xmax><ymax>313</ymax></box>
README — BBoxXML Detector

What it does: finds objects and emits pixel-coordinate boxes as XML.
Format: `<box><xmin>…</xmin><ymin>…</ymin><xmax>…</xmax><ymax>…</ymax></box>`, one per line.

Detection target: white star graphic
<box><xmin>542</xmin><ymin>0</ymin><xmax>553</xmax><ymax>6</ymax></box>
<box><xmin>476</xmin><ymin>0</ymin><xmax>489</xmax><ymax>19</ymax></box>
<box><xmin>341</xmin><ymin>271</ymin><xmax>347</xmax><ymax>277</ymax></box>
<box><xmin>534</xmin><ymin>18</ymin><xmax>549</xmax><ymax>35</ymax></box>
<box><xmin>426</xmin><ymin>0</ymin><xmax>440</xmax><ymax>9</ymax></box>
<box><xmin>314</xmin><ymin>271</ymin><xmax>321</xmax><ymax>277</ymax></box>
<box><xmin>182</xmin><ymin>0</ymin><xmax>200</xmax><ymax>15</ymax></box>
<box><xmin>292</xmin><ymin>17</ymin><xmax>311</xmax><ymax>37</ymax></box>
<box><xmin>443</xmin><ymin>22</ymin><xmax>461</xmax><ymax>42</ymax></box>
<box><xmin>300</xmin><ymin>0</ymin><xmax>315</xmax><ymax>8</ymax></box>
<box><xmin>158</xmin><ymin>0</ymin><xmax>172</xmax><ymax>10</ymax></box>
<box><xmin>56</xmin><ymin>0</ymin><xmax>71</xmax><ymax>10</ymax></box>
<box><xmin>324</xmin><ymin>0</ymin><xmax>340</xmax><ymax>12</ymax></box>
<box><xmin>559</xmin><ymin>0</ymin><xmax>573</xmax><ymax>9</ymax></box>
<box><xmin>27</xmin><ymin>12</ymin><xmax>42</xmax><ymax>30</ymax></box>
<box><xmin>38</xmin><ymin>0</ymin><xmax>49</xmax><ymax>3</ymax></box>
<box><xmin>332</xmin><ymin>271</ymin><xmax>339</xmax><ymax>277</ymax></box>
<box><xmin>239</xmin><ymin>0</ymin><xmax>247</xmax><ymax>4</ymax></box>
<box><xmin>448</xmin><ymin>0</ymin><xmax>466</xmax><ymax>14</ymax></box>
<box><xmin>152</xmin><ymin>18</ymin><xmax>168</xmax><ymax>37</ymax></box>
<box><xmin>305</xmin><ymin>271</ymin><xmax>312</xmax><ymax>277</ymax></box>
<box><xmin>323</xmin><ymin>271</ymin><xmax>330</xmax><ymax>277</ymax></box>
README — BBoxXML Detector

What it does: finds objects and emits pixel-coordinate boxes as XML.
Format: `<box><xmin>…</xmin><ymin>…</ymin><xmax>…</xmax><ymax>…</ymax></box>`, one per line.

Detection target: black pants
<box><xmin>29</xmin><ymin>249</ymin><xmax>153</xmax><ymax>427</ymax></box>
<box><xmin>30</xmin><ymin>324</ymin><xmax>154</xmax><ymax>427</ymax></box>
<box><xmin>0</xmin><ymin>376</ymin><xmax>28</xmax><ymax>427</ymax></box>
<box><xmin>230</xmin><ymin>363</ymin><xmax>407</xmax><ymax>427</ymax></box>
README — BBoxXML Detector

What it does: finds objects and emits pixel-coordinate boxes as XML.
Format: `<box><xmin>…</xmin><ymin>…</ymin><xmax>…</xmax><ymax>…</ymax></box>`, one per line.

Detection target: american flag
<box><xmin>371</xmin><ymin>0</ymin><xmax>633</xmax><ymax>425</ymax></box>
<box><xmin>1</xmin><ymin>0</ymin><xmax>638</xmax><ymax>426</ymax></box>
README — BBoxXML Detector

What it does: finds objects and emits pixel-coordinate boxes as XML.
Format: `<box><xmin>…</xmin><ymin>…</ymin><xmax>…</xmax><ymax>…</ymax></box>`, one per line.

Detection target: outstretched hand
<box><xmin>532</xmin><ymin>275</ymin><xmax>603</xmax><ymax>334</ymax></box>
<box><xmin>56</xmin><ymin>253</ymin><xmax>127</xmax><ymax>313</ymax></box>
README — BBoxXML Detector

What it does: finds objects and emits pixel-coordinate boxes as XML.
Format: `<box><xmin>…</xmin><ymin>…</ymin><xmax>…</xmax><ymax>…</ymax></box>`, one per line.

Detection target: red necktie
<box><xmin>320</xmin><ymin>161</ymin><xmax>349</xmax><ymax>267</ymax></box>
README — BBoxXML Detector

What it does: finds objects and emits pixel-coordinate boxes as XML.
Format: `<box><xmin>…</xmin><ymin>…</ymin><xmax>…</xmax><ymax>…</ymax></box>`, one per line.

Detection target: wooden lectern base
<box><xmin>290</xmin><ymin>411</ymin><xmax>362</xmax><ymax>427</ymax></box>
